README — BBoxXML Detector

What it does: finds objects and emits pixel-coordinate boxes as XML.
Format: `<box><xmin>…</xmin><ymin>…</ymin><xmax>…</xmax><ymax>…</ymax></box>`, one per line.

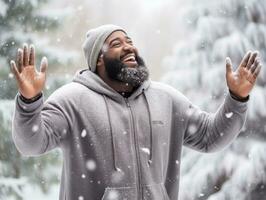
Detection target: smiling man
<box><xmin>11</xmin><ymin>24</ymin><xmax>262</xmax><ymax>200</ymax></box>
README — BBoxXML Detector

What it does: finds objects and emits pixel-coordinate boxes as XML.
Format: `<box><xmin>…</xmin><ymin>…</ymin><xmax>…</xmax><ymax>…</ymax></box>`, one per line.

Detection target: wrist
<box><xmin>19</xmin><ymin>92</ymin><xmax>43</xmax><ymax>104</ymax></box>
<box><xmin>229</xmin><ymin>89</ymin><xmax>249</xmax><ymax>102</ymax></box>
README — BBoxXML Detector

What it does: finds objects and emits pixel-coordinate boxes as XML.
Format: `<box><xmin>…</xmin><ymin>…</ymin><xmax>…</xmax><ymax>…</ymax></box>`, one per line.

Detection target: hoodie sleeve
<box><xmin>12</xmin><ymin>91</ymin><xmax>70</xmax><ymax>156</ymax></box>
<box><xmin>183</xmin><ymin>92</ymin><xmax>248</xmax><ymax>153</ymax></box>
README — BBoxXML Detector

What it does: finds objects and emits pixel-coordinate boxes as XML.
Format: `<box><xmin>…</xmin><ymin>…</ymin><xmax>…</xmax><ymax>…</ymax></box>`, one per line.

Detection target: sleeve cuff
<box><xmin>19</xmin><ymin>93</ymin><xmax>43</xmax><ymax>104</ymax></box>
<box><xmin>16</xmin><ymin>93</ymin><xmax>44</xmax><ymax>114</ymax></box>
<box><xmin>229</xmin><ymin>89</ymin><xmax>249</xmax><ymax>102</ymax></box>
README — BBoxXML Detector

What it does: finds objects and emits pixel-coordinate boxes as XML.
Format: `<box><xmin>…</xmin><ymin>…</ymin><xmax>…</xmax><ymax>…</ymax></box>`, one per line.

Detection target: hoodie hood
<box><xmin>72</xmin><ymin>69</ymin><xmax>151</xmax><ymax>101</ymax></box>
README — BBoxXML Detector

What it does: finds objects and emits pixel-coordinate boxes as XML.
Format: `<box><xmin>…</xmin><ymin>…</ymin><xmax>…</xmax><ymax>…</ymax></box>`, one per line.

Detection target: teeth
<box><xmin>123</xmin><ymin>55</ymin><xmax>135</xmax><ymax>62</ymax></box>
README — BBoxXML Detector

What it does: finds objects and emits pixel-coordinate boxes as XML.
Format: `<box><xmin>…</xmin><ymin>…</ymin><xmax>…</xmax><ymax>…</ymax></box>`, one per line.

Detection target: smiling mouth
<box><xmin>121</xmin><ymin>54</ymin><xmax>137</xmax><ymax>66</ymax></box>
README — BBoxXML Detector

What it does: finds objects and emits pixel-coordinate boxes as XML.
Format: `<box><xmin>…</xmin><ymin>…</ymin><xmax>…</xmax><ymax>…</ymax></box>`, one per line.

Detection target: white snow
<box><xmin>32</xmin><ymin>125</ymin><xmax>39</xmax><ymax>132</ymax></box>
<box><xmin>78</xmin><ymin>196</ymin><xmax>84</xmax><ymax>200</ymax></box>
<box><xmin>225</xmin><ymin>112</ymin><xmax>233</xmax><ymax>118</ymax></box>
<box><xmin>105</xmin><ymin>189</ymin><xmax>119</xmax><ymax>200</ymax></box>
<box><xmin>86</xmin><ymin>159</ymin><xmax>96</xmax><ymax>171</ymax></box>
<box><xmin>81</xmin><ymin>129</ymin><xmax>87</xmax><ymax>138</ymax></box>
<box><xmin>188</xmin><ymin>124</ymin><xmax>197</xmax><ymax>134</ymax></box>
<box><xmin>8</xmin><ymin>73</ymin><xmax>14</xmax><ymax>79</ymax></box>
<box><xmin>141</xmin><ymin>147</ymin><xmax>150</xmax><ymax>155</ymax></box>
<box><xmin>122</xmin><ymin>131</ymin><xmax>127</xmax><ymax>135</ymax></box>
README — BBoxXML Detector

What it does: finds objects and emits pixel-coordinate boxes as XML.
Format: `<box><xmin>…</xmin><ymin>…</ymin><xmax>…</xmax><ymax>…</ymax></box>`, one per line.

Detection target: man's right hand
<box><xmin>10</xmin><ymin>43</ymin><xmax>48</xmax><ymax>99</ymax></box>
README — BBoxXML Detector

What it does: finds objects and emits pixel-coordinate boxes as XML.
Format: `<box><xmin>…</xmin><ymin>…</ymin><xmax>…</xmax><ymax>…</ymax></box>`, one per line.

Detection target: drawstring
<box><xmin>103</xmin><ymin>95</ymin><xmax>120</xmax><ymax>171</ymax></box>
<box><xmin>143</xmin><ymin>89</ymin><xmax>153</xmax><ymax>166</ymax></box>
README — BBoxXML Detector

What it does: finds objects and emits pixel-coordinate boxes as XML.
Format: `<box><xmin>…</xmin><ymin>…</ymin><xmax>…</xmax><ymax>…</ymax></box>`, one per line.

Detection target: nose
<box><xmin>122</xmin><ymin>43</ymin><xmax>134</xmax><ymax>52</ymax></box>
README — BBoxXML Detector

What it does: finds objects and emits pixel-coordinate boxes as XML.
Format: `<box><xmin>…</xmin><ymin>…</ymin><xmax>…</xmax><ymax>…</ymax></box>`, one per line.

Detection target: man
<box><xmin>10</xmin><ymin>24</ymin><xmax>262</xmax><ymax>200</ymax></box>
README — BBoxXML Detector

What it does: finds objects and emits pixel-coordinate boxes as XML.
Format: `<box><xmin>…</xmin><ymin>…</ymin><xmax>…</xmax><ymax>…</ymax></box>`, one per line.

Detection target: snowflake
<box><xmin>81</xmin><ymin>129</ymin><xmax>87</xmax><ymax>138</ymax></box>
<box><xmin>225</xmin><ymin>112</ymin><xmax>233</xmax><ymax>118</ymax></box>
<box><xmin>141</xmin><ymin>147</ymin><xmax>150</xmax><ymax>155</ymax></box>
<box><xmin>188</xmin><ymin>124</ymin><xmax>197</xmax><ymax>134</ymax></box>
<box><xmin>32</xmin><ymin>125</ymin><xmax>39</xmax><ymax>132</ymax></box>
<box><xmin>86</xmin><ymin>159</ymin><xmax>96</xmax><ymax>171</ymax></box>
<box><xmin>78</xmin><ymin>196</ymin><xmax>84</xmax><ymax>200</ymax></box>
<box><xmin>106</xmin><ymin>190</ymin><xmax>119</xmax><ymax>200</ymax></box>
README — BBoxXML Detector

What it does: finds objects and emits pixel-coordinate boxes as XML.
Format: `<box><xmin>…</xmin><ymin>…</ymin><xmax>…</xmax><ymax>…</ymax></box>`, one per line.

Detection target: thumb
<box><xmin>40</xmin><ymin>57</ymin><xmax>48</xmax><ymax>74</ymax></box>
<box><xmin>225</xmin><ymin>57</ymin><xmax>233</xmax><ymax>78</ymax></box>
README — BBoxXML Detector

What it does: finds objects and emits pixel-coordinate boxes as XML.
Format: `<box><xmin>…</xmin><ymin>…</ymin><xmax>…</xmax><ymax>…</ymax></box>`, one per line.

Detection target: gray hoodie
<box><xmin>12</xmin><ymin>69</ymin><xmax>248</xmax><ymax>200</ymax></box>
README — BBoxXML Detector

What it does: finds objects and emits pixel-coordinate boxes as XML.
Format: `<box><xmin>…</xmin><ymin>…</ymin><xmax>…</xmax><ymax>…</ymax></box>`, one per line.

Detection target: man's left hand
<box><xmin>226</xmin><ymin>51</ymin><xmax>262</xmax><ymax>98</ymax></box>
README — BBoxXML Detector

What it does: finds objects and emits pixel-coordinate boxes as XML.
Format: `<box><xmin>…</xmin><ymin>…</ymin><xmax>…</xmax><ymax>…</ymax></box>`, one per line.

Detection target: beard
<box><xmin>103</xmin><ymin>54</ymin><xmax>149</xmax><ymax>87</ymax></box>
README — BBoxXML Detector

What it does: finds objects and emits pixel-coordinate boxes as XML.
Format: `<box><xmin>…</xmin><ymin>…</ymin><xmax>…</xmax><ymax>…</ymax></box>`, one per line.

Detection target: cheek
<box><xmin>133</xmin><ymin>48</ymin><xmax>139</xmax><ymax>56</ymax></box>
<box><xmin>106</xmin><ymin>50</ymin><xmax>122</xmax><ymax>60</ymax></box>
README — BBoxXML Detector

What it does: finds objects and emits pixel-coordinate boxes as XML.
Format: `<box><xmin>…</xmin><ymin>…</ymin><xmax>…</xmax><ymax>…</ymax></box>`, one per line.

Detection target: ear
<box><xmin>96</xmin><ymin>53</ymin><xmax>104</xmax><ymax>74</ymax></box>
<box><xmin>96</xmin><ymin>53</ymin><xmax>104</xmax><ymax>67</ymax></box>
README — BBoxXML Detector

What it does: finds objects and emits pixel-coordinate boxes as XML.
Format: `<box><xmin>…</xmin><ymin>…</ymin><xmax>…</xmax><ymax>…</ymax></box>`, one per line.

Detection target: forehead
<box><xmin>105</xmin><ymin>30</ymin><xmax>130</xmax><ymax>44</ymax></box>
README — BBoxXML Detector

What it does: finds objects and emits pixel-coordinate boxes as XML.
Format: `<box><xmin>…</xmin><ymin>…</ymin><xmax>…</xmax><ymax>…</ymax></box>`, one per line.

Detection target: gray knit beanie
<box><xmin>82</xmin><ymin>24</ymin><xmax>126</xmax><ymax>72</ymax></box>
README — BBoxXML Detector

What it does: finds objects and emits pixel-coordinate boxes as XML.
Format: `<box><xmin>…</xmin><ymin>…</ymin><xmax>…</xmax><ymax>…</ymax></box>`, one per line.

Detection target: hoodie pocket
<box><xmin>143</xmin><ymin>183</ymin><xmax>170</xmax><ymax>200</ymax></box>
<box><xmin>101</xmin><ymin>186</ymin><xmax>137</xmax><ymax>200</ymax></box>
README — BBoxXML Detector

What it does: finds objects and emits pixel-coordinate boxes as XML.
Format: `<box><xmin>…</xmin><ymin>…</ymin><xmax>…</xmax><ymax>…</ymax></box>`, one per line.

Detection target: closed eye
<box><xmin>127</xmin><ymin>40</ymin><xmax>133</xmax><ymax>45</ymax></box>
<box><xmin>112</xmin><ymin>42</ymin><xmax>121</xmax><ymax>47</ymax></box>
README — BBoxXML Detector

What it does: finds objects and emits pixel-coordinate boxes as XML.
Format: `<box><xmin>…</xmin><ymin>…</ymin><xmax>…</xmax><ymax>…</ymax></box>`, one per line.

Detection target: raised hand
<box><xmin>226</xmin><ymin>51</ymin><xmax>262</xmax><ymax>98</ymax></box>
<box><xmin>10</xmin><ymin>44</ymin><xmax>48</xmax><ymax>99</ymax></box>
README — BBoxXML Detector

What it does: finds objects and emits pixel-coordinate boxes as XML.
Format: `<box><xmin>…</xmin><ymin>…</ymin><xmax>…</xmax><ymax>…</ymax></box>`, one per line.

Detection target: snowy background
<box><xmin>0</xmin><ymin>0</ymin><xmax>266</xmax><ymax>199</ymax></box>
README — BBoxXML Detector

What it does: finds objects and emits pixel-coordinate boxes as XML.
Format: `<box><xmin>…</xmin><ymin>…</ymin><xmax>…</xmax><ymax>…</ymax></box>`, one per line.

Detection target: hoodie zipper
<box><xmin>125</xmin><ymin>98</ymin><xmax>143</xmax><ymax>200</ymax></box>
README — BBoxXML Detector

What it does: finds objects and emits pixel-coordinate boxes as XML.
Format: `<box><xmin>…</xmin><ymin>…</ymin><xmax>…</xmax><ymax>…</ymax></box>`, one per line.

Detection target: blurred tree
<box><xmin>0</xmin><ymin>0</ymin><xmax>69</xmax><ymax>199</ymax></box>
<box><xmin>0</xmin><ymin>0</ymin><xmax>73</xmax><ymax>99</ymax></box>
<box><xmin>0</xmin><ymin>100</ymin><xmax>62</xmax><ymax>199</ymax></box>
<box><xmin>161</xmin><ymin>0</ymin><xmax>266</xmax><ymax>199</ymax></box>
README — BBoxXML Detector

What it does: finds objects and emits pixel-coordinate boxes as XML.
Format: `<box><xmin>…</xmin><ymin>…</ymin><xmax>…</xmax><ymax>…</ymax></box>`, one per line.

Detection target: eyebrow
<box><xmin>109</xmin><ymin>36</ymin><xmax>132</xmax><ymax>45</ymax></box>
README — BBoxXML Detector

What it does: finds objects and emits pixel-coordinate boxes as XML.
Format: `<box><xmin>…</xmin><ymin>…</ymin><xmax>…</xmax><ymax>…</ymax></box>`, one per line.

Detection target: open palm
<box><xmin>226</xmin><ymin>51</ymin><xmax>262</xmax><ymax>98</ymax></box>
<box><xmin>10</xmin><ymin>44</ymin><xmax>48</xmax><ymax>99</ymax></box>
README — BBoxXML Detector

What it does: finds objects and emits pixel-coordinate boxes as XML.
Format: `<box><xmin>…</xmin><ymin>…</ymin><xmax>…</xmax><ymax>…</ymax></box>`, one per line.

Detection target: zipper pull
<box><xmin>125</xmin><ymin>98</ymin><xmax>130</xmax><ymax>107</ymax></box>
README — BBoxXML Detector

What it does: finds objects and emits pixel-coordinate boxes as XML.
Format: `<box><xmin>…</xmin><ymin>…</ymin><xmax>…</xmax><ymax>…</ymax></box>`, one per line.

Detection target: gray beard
<box><xmin>117</xmin><ymin>65</ymin><xmax>149</xmax><ymax>87</ymax></box>
<box><xmin>103</xmin><ymin>55</ymin><xmax>149</xmax><ymax>87</ymax></box>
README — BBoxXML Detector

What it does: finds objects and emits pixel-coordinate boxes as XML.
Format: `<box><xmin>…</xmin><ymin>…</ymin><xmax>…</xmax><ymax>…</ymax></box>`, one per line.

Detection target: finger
<box><xmin>17</xmin><ymin>48</ymin><xmax>23</xmax><ymax>72</ymax></box>
<box><xmin>250</xmin><ymin>57</ymin><xmax>260</xmax><ymax>73</ymax></box>
<box><xmin>246</xmin><ymin>51</ymin><xmax>259</xmax><ymax>70</ymax></box>
<box><xmin>226</xmin><ymin>57</ymin><xmax>233</xmax><ymax>76</ymax></box>
<box><xmin>253</xmin><ymin>64</ymin><xmax>262</xmax><ymax>78</ymax></box>
<box><xmin>23</xmin><ymin>43</ymin><xmax>29</xmax><ymax>66</ymax></box>
<box><xmin>40</xmin><ymin>57</ymin><xmax>48</xmax><ymax>73</ymax></box>
<box><xmin>250</xmin><ymin>63</ymin><xmax>257</xmax><ymax>74</ymax></box>
<box><xmin>29</xmin><ymin>44</ymin><xmax>35</xmax><ymax>66</ymax></box>
<box><xmin>240</xmin><ymin>51</ymin><xmax>251</xmax><ymax>68</ymax></box>
<box><xmin>10</xmin><ymin>60</ymin><xmax>22</xmax><ymax>83</ymax></box>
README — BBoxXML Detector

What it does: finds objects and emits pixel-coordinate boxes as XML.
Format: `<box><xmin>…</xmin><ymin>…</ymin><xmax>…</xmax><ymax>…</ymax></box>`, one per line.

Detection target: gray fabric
<box><xmin>82</xmin><ymin>24</ymin><xmax>126</xmax><ymax>72</ymax></box>
<box><xmin>12</xmin><ymin>69</ymin><xmax>248</xmax><ymax>200</ymax></box>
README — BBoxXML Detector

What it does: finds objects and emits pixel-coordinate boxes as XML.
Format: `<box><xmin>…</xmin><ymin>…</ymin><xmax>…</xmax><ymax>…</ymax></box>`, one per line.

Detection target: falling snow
<box><xmin>1</xmin><ymin>0</ymin><xmax>266</xmax><ymax>199</ymax></box>
<box><xmin>81</xmin><ymin>129</ymin><xmax>87</xmax><ymax>138</ymax></box>
<box><xmin>122</xmin><ymin>131</ymin><xmax>127</xmax><ymax>135</ymax></box>
<box><xmin>188</xmin><ymin>124</ymin><xmax>197</xmax><ymax>134</ymax></box>
<box><xmin>31</xmin><ymin>125</ymin><xmax>39</xmax><ymax>132</ymax></box>
<box><xmin>86</xmin><ymin>159</ymin><xmax>96</xmax><ymax>171</ymax></box>
<box><xmin>78</xmin><ymin>196</ymin><xmax>84</xmax><ymax>200</ymax></box>
<box><xmin>105</xmin><ymin>190</ymin><xmax>119</xmax><ymax>200</ymax></box>
<box><xmin>8</xmin><ymin>73</ymin><xmax>14</xmax><ymax>78</ymax></box>
<box><xmin>141</xmin><ymin>147</ymin><xmax>150</xmax><ymax>155</ymax></box>
<box><xmin>225</xmin><ymin>112</ymin><xmax>233</xmax><ymax>118</ymax></box>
